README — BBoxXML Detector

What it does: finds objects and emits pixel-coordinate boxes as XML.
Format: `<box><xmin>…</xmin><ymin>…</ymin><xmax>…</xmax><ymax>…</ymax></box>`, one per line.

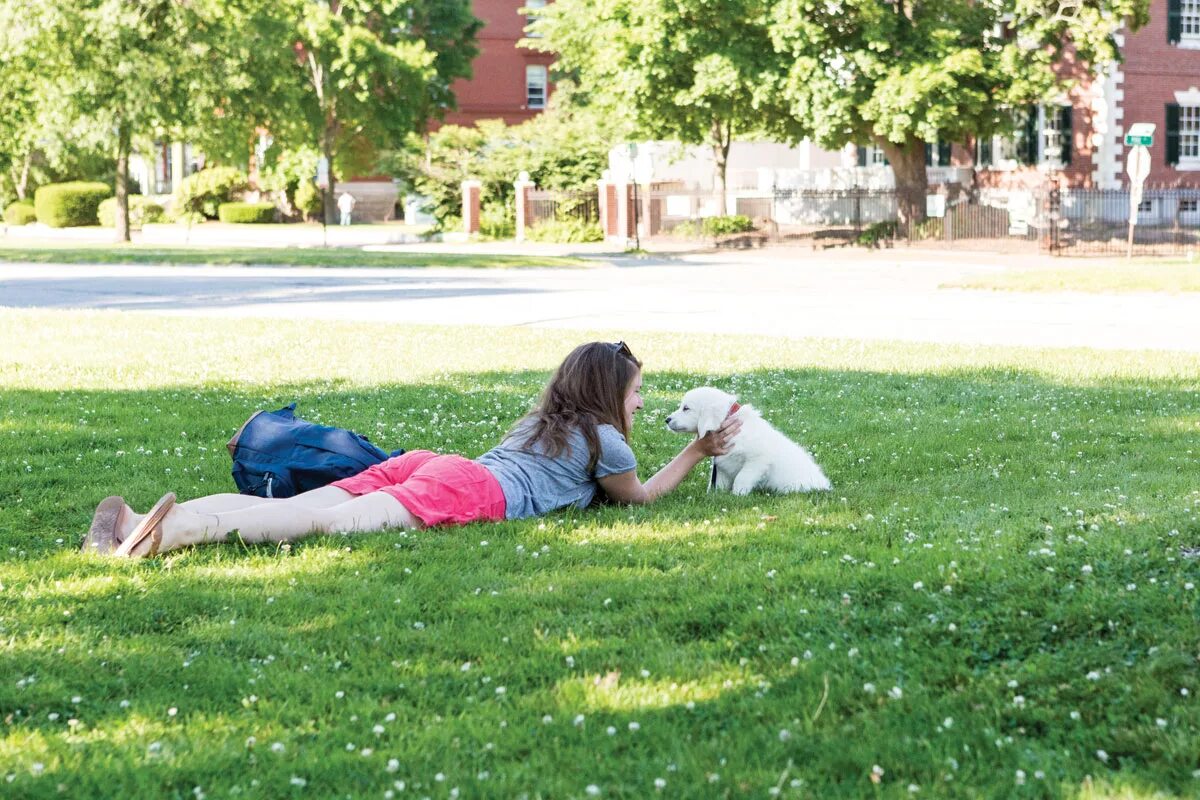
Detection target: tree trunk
<box><xmin>322</xmin><ymin>120</ymin><xmax>336</xmax><ymax>225</ymax></box>
<box><xmin>880</xmin><ymin>138</ymin><xmax>928</xmax><ymax>227</ymax></box>
<box><xmin>711</xmin><ymin>118</ymin><xmax>732</xmax><ymax>217</ymax></box>
<box><xmin>115</xmin><ymin>122</ymin><xmax>132</xmax><ymax>243</ymax></box>
<box><xmin>15</xmin><ymin>151</ymin><xmax>32</xmax><ymax>201</ymax></box>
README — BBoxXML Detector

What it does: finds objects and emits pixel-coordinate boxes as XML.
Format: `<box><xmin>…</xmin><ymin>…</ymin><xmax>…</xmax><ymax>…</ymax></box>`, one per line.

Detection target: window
<box><xmin>1179</xmin><ymin>198</ymin><xmax>1199</xmax><ymax>213</ymax></box>
<box><xmin>1180</xmin><ymin>105</ymin><xmax>1200</xmax><ymax>160</ymax></box>
<box><xmin>1183</xmin><ymin>0</ymin><xmax>1200</xmax><ymax>38</ymax></box>
<box><xmin>1040</xmin><ymin>106</ymin><xmax>1065</xmax><ymax>165</ymax></box>
<box><xmin>526</xmin><ymin>65</ymin><xmax>547</xmax><ymax>110</ymax></box>
<box><xmin>524</xmin><ymin>0</ymin><xmax>546</xmax><ymax>36</ymax></box>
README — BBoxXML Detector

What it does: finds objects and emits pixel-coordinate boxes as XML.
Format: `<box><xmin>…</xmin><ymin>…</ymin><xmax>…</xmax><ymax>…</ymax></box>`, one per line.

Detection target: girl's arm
<box><xmin>598</xmin><ymin>418</ymin><xmax>741</xmax><ymax>505</ymax></box>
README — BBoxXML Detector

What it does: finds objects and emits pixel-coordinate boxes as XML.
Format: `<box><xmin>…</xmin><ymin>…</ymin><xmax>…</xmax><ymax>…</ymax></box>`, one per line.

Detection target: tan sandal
<box><xmin>114</xmin><ymin>493</ymin><xmax>176</xmax><ymax>558</ymax></box>
<box><xmin>82</xmin><ymin>496</ymin><xmax>127</xmax><ymax>555</ymax></box>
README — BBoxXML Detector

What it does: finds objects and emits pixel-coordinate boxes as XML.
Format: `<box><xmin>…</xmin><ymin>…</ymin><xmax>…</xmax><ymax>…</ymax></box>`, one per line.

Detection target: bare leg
<box><xmin>178</xmin><ymin>486</ymin><xmax>355</xmax><ymax>514</ymax></box>
<box><xmin>116</xmin><ymin>487</ymin><xmax>357</xmax><ymax>544</ymax></box>
<box><xmin>143</xmin><ymin>491</ymin><xmax>421</xmax><ymax>554</ymax></box>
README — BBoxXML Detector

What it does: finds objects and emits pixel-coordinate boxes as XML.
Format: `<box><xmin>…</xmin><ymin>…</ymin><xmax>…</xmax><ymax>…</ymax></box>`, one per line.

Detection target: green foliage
<box><xmin>478</xmin><ymin>202</ymin><xmax>515</xmax><ymax>239</ymax></box>
<box><xmin>855</xmin><ymin>221</ymin><xmax>898</xmax><ymax>246</ymax></box>
<box><xmin>257</xmin><ymin>144</ymin><xmax>320</xmax><ymax>216</ymax></box>
<box><xmin>98</xmin><ymin>196</ymin><xmax>165</xmax><ymax>229</ymax></box>
<box><xmin>293</xmin><ymin>180</ymin><xmax>322</xmax><ymax>221</ymax></box>
<box><xmin>673</xmin><ymin>215</ymin><xmax>756</xmax><ymax>238</ymax></box>
<box><xmin>3</xmin><ymin>200</ymin><xmax>36</xmax><ymax>226</ymax></box>
<box><xmin>702</xmin><ymin>214</ymin><xmax>755</xmax><ymax>236</ymax></box>
<box><xmin>33</xmin><ymin>181</ymin><xmax>109</xmax><ymax>227</ymax></box>
<box><xmin>217</xmin><ymin>202</ymin><xmax>277</xmax><ymax>224</ymax></box>
<box><xmin>399</xmin><ymin>85</ymin><xmax>621</xmax><ymax>229</ymax></box>
<box><xmin>172</xmin><ymin>168</ymin><xmax>248</xmax><ymax>222</ymax></box>
<box><xmin>525</xmin><ymin>216</ymin><xmax>604</xmax><ymax>243</ymax></box>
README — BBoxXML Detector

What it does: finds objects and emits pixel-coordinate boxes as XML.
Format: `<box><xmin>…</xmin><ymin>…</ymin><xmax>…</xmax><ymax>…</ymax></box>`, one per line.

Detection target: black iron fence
<box><xmin>527</xmin><ymin>189</ymin><xmax>600</xmax><ymax>227</ymax></box>
<box><xmin>1048</xmin><ymin>186</ymin><xmax>1200</xmax><ymax>256</ymax></box>
<box><xmin>637</xmin><ymin>184</ymin><xmax>1200</xmax><ymax>256</ymax></box>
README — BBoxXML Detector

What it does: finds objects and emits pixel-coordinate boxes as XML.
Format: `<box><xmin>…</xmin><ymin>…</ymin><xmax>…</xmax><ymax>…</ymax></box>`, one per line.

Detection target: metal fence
<box><xmin>635</xmin><ymin>184</ymin><xmax>1200</xmax><ymax>256</ymax></box>
<box><xmin>527</xmin><ymin>189</ymin><xmax>600</xmax><ymax>228</ymax></box>
<box><xmin>1048</xmin><ymin>186</ymin><xmax>1200</xmax><ymax>256</ymax></box>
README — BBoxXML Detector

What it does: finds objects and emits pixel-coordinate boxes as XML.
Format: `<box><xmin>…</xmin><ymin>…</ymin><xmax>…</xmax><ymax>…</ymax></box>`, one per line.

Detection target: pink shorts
<box><xmin>330</xmin><ymin>450</ymin><xmax>506</xmax><ymax>527</ymax></box>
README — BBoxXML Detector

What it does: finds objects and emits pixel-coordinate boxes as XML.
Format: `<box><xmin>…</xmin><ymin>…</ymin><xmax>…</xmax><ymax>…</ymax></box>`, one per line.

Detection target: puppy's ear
<box><xmin>696</xmin><ymin>405</ymin><xmax>725</xmax><ymax>439</ymax></box>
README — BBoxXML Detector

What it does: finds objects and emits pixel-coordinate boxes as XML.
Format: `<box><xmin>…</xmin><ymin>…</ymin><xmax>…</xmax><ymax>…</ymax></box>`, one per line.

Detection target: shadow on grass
<box><xmin>1</xmin><ymin>367</ymin><xmax>1197</xmax><ymax>797</ymax></box>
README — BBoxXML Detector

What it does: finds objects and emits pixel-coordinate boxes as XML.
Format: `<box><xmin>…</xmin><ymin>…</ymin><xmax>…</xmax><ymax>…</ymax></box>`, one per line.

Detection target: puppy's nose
<box><xmin>664</xmin><ymin>415</ymin><xmax>672</xmax><ymax>424</ymax></box>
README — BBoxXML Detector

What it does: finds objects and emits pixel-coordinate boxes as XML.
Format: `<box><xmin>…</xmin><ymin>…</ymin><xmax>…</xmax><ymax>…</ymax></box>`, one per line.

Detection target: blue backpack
<box><xmin>227</xmin><ymin>403</ymin><xmax>404</xmax><ymax>498</ymax></box>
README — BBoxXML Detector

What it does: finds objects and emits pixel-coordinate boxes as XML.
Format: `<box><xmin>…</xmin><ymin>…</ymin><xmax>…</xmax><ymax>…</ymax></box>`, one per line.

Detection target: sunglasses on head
<box><xmin>610</xmin><ymin>341</ymin><xmax>634</xmax><ymax>359</ymax></box>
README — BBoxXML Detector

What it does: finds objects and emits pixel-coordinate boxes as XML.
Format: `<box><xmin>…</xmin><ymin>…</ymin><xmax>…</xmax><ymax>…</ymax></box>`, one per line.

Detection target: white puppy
<box><xmin>665</xmin><ymin>386</ymin><xmax>831</xmax><ymax>495</ymax></box>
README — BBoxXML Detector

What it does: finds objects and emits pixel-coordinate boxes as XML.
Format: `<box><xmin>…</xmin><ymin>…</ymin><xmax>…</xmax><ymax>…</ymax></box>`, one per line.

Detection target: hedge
<box><xmin>217</xmin><ymin>202</ymin><xmax>276</xmax><ymax>224</ymax></box>
<box><xmin>173</xmin><ymin>167</ymin><xmax>248</xmax><ymax>221</ymax></box>
<box><xmin>34</xmin><ymin>182</ymin><xmax>111</xmax><ymax>227</ymax></box>
<box><xmin>3</xmin><ymin>200</ymin><xmax>37</xmax><ymax>226</ymax></box>
<box><xmin>98</xmin><ymin>196</ymin><xmax>166</xmax><ymax>229</ymax></box>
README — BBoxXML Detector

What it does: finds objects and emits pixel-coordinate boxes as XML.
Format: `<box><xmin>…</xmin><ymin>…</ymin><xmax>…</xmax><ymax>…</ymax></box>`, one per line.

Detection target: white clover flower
<box><xmin>628</xmin><ymin>721</ymin><xmax>640</xmax><ymax>732</ymax></box>
<box><xmin>1156</xmin><ymin>718</ymin><xmax>1168</xmax><ymax>728</ymax></box>
<box><xmin>913</xmin><ymin>581</ymin><xmax>924</xmax><ymax>591</ymax></box>
<box><xmin>1096</xmin><ymin>750</ymin><xmax>1109</xmax><ymax>763</ymax></box>
<box><xmin>373</xmin><ymin>724</ymin><xmax>385</xmax><ymax>735</ymax></box>
<box><xmin>654</xmin><ymin>777</ymin><xmax>666</xmax><ymax>790</ymax></box>
<box><xmin>1087</xmin><ymin>670</ymin><xmax>1102</xmax><ymax>681</ymax></box>
<box><xmin>606</xmin><ymin>726</ymin><xmax>617</xmax><ymax>735</ymax></box>
<box><xmin>270</xmin><ymin>742</ymin><xmax>285</xmax><ymax>753</ymax></box>
<box><xmin>289</xmin><ymin>776</ymin><xmax>306</xmax><ymax>787</ymax></box>
<box><xmin>863</xmin><ymin>683</ymin><xmax>877</xmax><ymax>694</ymax></box>
<box><xmin>573</xmin><ymin>714</ymin><xmax>585</xmax><ymax>727</ymax></box>
<box><xmin>585</xmin><ymin>785</ymin><xmax>600</xmax><ymax>796</ymax></box>
<box><xmin>1013</xmin><ymin>695</ymin><xmax>1026</xmax><ymax>708</ymax></box>
<box><xmin>1070</xmin><ymin>710</ymin><xmax>1081</xmax><ymax>720</ymax></box>
<box><xmin>888</xmin><ymin>686</ymin><xmax>903</xmax><ymax>700</ymax></box>
<box><xmin>1015</xmin><ymin>770</ymin><xmax>1026</xmax><ymax>785</ymax></box>
<box><xmin>386</xmin><ymin>759</ymin><xmax>400</xmax><ymax>773</ymax></box>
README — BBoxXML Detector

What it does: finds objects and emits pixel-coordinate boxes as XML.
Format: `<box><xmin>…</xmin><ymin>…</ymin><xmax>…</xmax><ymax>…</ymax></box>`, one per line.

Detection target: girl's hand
<box><xmin>694</xmin><ymin>416</ymin><xmax>741</xmax><ymax>457</ymax></box>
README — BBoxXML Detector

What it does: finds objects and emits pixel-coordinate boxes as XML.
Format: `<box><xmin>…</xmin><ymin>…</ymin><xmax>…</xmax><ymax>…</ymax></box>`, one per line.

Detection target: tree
<box><xmin>530</xmin><ymin>0</ymin><xmax>797</xmax><ymax>214</ymax></box>
<box><xmin>766</xmin><ymin>0</ymin><xmax>1149</xmax><ymax>222</ymax></box>
<box><xmin>289</xmin><ymin>0</ymin><xmax>481</xmax><ymax>223</ymax></box>
<box><xmin>4</xmin><ymin>0</ymin><xmax>294</xmax><ymax>240</ymax></box>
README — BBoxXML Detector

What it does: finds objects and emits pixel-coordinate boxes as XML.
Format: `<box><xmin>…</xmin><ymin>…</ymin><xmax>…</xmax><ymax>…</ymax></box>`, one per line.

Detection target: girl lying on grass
<box><xmin>84</xmin><ymin>341</ymin><xmax>741</xmax><ymax>558</ymax></box>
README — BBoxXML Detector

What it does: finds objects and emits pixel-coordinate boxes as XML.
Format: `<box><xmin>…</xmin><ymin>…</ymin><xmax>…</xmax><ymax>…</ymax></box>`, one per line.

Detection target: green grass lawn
<box><xmin>0</xmin><ymin>243</ymin><xmax>592</xmax><ymax>269</ymax></box>
<box><xmin>2</xmin><ymin>310</ymin><xmax>1198</xmax><ymax>798</ymax></box>
<box><xmin>943</xmin><ymin>258</ymin><xmax>1200</xmax><ymax>294</ymax></box>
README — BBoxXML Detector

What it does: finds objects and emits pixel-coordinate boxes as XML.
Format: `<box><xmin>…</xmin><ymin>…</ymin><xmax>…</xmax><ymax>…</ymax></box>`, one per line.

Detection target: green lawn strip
<box><xmin>942</xmin><ymin>259</ymin><xmax>1200</xmax><ymax>293</ymax></box>
<box><xmin>0</xmin><ymin>243</ymin><xmax>593</xmax><ymax>269</ymax></box>
<box><xmin>1</xmin><ymin>309</ymin><xmax>1198</xmax><ymax>798</ymax></box>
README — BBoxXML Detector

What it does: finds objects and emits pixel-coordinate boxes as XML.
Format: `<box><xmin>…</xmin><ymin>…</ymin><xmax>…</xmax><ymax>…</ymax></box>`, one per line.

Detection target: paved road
<box><xmin>2</xmin><ymin>249</ymin><xmax>1198</xmax><ymax>352</ymax></box>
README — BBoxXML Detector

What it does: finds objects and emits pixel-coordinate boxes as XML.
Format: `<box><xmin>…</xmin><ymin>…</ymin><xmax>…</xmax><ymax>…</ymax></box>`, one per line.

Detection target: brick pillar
<box><xmin>462</xmin><ymin>180</ymin><xmax>481</xmax><ymax>235</ymax></box>
<box><xmin>514</xmin><ymin>179</ymin><xmax>534</xmax><ymax>242</ymax></box>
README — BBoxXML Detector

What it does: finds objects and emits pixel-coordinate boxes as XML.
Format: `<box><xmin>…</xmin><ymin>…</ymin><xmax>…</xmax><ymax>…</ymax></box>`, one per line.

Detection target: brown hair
<box><xmin>514</xmin><ymin>341</ymin><xmax>642</xmax><ymax>471</ymax></box>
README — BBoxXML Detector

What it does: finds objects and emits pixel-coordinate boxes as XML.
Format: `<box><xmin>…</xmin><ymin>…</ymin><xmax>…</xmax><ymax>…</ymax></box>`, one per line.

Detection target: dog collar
<box><xmin>728</xmin><ymin>402</ymin><xmax>741</xmax><ymax>416</ymax></box>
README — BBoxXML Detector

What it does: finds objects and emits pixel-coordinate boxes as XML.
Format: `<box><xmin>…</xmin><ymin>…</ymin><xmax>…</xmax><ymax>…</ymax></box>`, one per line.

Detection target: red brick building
<box><xmin>442</xmin><ymin>0</ymin><xmax>555</xmax><ymax>127</ymax></box>
<box><xmin>969</xmin><ymin>0</ymin><xmax>1200</xmax><ymax>189</ymax></box>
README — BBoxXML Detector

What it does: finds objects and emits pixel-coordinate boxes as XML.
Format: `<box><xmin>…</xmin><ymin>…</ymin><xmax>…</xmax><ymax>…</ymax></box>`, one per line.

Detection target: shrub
<box><xmin>855</xmin><ymin>221</ymin><xmax>898</xmax><ymax>247</ymax></box>
<box><xmin>293</xmin><ymin>181</ymin><xmax>322</xmax><ymax>220</ymax></box>
<box><xmin>34</xmin><ymin>182</ymin><xmax>110</xmax><ymax>227</ymax></box>
<box><xmin>702</xmin><ymin>215</ymin><xmax>755</xmax><ymax>236</ymax></box>
<box><xmin>525</xmin><ymin>216</ymin><xmax>603</xmax><ymax>243</ymax></box>
<box><xmin>217</xmin><ymin>202</ymin><xmax>276</xmax><ymax>224</ymax></box>
<box><xmin>478</xmin><ymin>202</ymin><xmax>515</xmax><ymax>239</ymax></box>
<box><xmin>172</xmin><ymin>167</ymin><xmax>248</xmax><ymax>221</ymax></box>
<box><xmin>670</xmin><ymin>220</ymin><xmax>701</xmax><ymax>238</ymax></box>
<box><xmin>98</xmin><ymin>196</ymin><xmax>166</xmax><ymax>229</ymax></box>
<box><xmin>3</xmin><ymin>200</ymin><xmax>37</xmax><ymax>226</ymax></box>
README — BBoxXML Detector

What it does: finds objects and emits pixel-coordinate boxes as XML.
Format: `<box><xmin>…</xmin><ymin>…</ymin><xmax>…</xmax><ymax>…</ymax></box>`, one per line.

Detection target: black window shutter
<box><xmin>1166</xmin><ymin>103</ymin><xmax>1181</xmax><ymax>166</ymax></box>
<box><xmin>1060</xmin><ymin>106</ymin><xmax>1073</xmax><ymax>166</ymax></box>
<box><xmin>857</xmin><ymin>145</ymin><xmax>867</xmax><ymax>167</ymax></box>
<box><xmin>1168</xmin><ymin>0</ymin><xmax>1183</xmax><ymax>44</ymax></box>
<box><xmin>938</xmin><ymin>140</ymin><xmax>952</xmax><ymax>166</ymax></box>
<box><xmin>1022</xmin><ymin>106</ymin><xmax>1039</xmax><ymax>165</ymax></box>
<box><xmin>924</xmin><ymin>142</ymin><xmax>933</xmax><ymax>166</ymax></box>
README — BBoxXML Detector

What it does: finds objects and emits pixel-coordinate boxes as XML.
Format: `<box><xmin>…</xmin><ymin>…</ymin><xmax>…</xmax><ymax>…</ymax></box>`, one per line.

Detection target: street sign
<box><xmin>1125</xmin><ymin>141</ymin><xmax>1152</xmax><ymax>257</ymax></box>
<box><xmin>1124</xmin><ymin>122</ymin><xmax>1156</xmax><ymax>147</ymax></box>
<box><xmin>1126</xmin><ymin>145</ymin><xmax>1151</xmax><ymax>186</ymax></box>
<box><xmin>315</xmin><ymin>157</ymin><xmax>329</xmax><ymax>189</ymax></box>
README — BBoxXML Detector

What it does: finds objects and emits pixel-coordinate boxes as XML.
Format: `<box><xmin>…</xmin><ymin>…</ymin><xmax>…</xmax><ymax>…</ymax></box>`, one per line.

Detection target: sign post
<box><xmin>1123</xmin><ymin>123</ymin><xmax>1154</xmax><ymax>259</ymax></box>
<box><xmin>316</xmin><ymin>157</ymin><xmax>330</xmax><ymax>248</ymax></box>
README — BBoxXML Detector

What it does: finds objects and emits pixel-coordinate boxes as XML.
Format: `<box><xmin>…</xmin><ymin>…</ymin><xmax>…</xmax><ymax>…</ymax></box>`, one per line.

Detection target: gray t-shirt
<box><xmin>476</xmin><ymin>420</ymin><xmax>638</xmax><ymax>520</ymax></box>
